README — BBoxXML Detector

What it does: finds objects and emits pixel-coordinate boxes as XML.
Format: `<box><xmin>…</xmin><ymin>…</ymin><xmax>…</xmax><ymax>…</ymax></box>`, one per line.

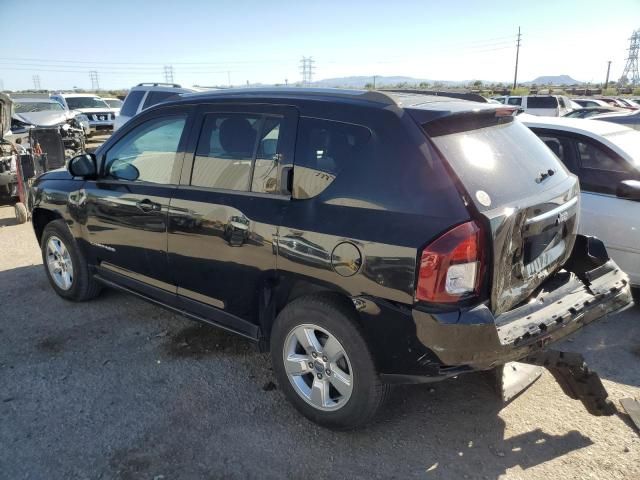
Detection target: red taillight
<box><xmin>416</xmin><ymin>221</ymin><xmax>484</xmax><ymax>303</ymax></box>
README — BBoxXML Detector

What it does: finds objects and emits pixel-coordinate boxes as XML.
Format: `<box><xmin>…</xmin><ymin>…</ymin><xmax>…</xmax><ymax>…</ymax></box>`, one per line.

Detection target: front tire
<box><xmin>271</xmin><ymin>294</ymin><xmax>389</xmax><ymax>429</ymax></box>
<box><xmin>41</xmin><ymin>220</ymin><xmax>101</xmax><ymax>301</ymax></box>
<box><xmin>14</xmin><ymin>202</ymin><xmax>27</xmax><ymax>224</ymax></box>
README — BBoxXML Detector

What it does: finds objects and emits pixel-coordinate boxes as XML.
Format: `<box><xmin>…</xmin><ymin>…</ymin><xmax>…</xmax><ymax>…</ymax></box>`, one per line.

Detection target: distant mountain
<box><xmin>526</xmin><ymin>75</ymin><xmax>582</xmax><ymax>85</ymax></box>
<box><xmin>310</xmin><ymin>76</ymin><xmax>454</xmax><ymax>88</ymax></box>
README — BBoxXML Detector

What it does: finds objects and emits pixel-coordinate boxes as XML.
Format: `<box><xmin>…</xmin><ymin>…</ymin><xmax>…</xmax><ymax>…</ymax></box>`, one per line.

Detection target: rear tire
<box><xmin>14</xmin><ymin>202</ymin><xmax>27</xmax><ymax>224</ymax></box>
<box><xmin>271</xmin><ymin>294</ymin><xmax>389</xmax><ymax>430</ymax></box>
<box><xmin>41</xmin><ymin>219</ymin><xmax>101</xmax><ymax>301</ymax></box>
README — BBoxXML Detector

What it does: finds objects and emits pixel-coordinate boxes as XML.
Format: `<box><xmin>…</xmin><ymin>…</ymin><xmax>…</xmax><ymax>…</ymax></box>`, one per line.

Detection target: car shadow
<box><xmin>555</xmin><ymin>302</ymin><xmax>640</xmax><ymax>388</ymax></box>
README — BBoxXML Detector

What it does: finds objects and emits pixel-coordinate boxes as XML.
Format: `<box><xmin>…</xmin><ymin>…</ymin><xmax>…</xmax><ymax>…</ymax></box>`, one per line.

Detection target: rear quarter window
<box><xmin>142</xmin><ymin>91</ymin><xmax>179</xmax><ymax>110</ymax></box>
<box><xmin>120</xmin><ymin>90</ymin><xmax>145</xmax><ymax>117</ymax></box>
<box><xmin>293</xmin><ymin>117</ymin><xmax>371</xmax><ymax>199</ymax></box>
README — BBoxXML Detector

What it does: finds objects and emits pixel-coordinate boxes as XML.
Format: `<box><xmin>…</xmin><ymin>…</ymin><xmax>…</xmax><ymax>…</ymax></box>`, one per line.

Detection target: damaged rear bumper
<box><xmin>412</xmin><ymin>235</ymin><xmax>633</xmax><ymax>371</ymax></box>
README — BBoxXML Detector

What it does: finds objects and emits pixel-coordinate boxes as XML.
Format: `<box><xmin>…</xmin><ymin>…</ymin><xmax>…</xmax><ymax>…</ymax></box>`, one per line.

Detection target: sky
<box><xmin>1</xmin><ymin>0</ymin><xmax>639</xmax><ymax>91</ymax></box>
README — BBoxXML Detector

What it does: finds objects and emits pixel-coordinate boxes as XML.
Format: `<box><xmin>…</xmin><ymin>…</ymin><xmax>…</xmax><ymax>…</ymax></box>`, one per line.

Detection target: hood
<box><xmin>38</xmin><ymin>167</ymin><xmax>73</xmax><ymax>180</ymax></box>
<box><xmin>14</xmin><ymin>110</ymin><xmax>72</xmax><ymax>127</ymax></box>
<box><xmin>0</xmin><ymin>92</ymin><xmax>12</xmax><ymax>139</ymax></box>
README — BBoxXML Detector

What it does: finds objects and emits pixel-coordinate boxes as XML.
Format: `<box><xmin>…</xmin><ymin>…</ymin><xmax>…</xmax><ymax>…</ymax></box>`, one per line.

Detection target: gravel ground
<box><xmin>0</xmin><ymin>203</ymin><xmax>639</xmax><ymax>480</ymax></box>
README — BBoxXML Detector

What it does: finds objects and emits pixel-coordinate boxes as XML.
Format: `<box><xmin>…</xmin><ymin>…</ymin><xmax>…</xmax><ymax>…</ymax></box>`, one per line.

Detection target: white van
<box><xmin>499</xmin><ymin>95</ymin><xmax>575</xmax><ymax>116</ymax></box>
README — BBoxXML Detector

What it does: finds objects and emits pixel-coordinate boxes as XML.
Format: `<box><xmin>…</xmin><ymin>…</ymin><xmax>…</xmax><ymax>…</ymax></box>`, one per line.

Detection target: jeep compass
<box><xmin>29</xmin><ymin>89</ymin><xmax>633</xmax><ymax>429</ymax></box>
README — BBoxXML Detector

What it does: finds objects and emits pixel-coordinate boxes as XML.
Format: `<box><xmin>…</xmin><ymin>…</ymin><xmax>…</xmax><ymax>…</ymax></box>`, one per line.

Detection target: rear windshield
<box><xmin>527</xmin><ymin>96</ymin><xmax>558</xmax><ymax>108</ymax></box>
<box><xmin>428</xmin><ymin>119</ymin><xmax>568</xmax><ymax>210</ymax></box>
<box><xmin>120</xmin><ymin>90</ymin><xmax>145</xmax><ymax>117</ymax></box>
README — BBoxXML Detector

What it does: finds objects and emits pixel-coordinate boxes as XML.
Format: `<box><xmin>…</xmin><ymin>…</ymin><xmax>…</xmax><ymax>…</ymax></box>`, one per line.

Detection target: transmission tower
<box><xmin>300</xmin><ymin>57</ymin><xmax>315</xmax><ymax>86</ymax></box>
<box><xmin>620</xmin><ymin>29</ymin><xmax>640</xmax><ymax>86</ymax></box>
<box><xmin>32</xmin><ymin>75</ymin><xmax>41</xmax><ymax>90</ymax></box>
<box><xmin>164</xmin><ymin>65</ymin><xmax>174</xmax><ymax>83</ymax></box>
<box><xmin>89</xmin><ymin>71</ymin><xmax>100</xmax><ymax>91</ymax></box>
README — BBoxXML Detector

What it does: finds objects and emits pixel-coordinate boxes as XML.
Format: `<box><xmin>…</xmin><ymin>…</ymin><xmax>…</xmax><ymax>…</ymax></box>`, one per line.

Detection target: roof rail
<box><xmin>381</xmin><ymin>89</ymin><xmax>489</xmax><ymax>103</ymax></box>
<box><xmin>136</xmin><ymin>82</ymin><xmax>182</xmax><ymax>88</ymax></box>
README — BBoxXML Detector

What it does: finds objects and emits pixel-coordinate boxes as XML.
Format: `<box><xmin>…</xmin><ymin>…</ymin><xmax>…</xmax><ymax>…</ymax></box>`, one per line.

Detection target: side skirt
<box><xmin>93</xmin><ymin>273</ymin><xmax>260</xmax><ymax>343</ymax></box>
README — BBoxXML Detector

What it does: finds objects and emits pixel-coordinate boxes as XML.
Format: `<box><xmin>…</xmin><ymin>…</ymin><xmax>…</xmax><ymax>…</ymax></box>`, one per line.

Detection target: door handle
<box><xmin>136</xmin><ymin>199</ymin><xmax>161</xmax><ymax>213</ymax></box>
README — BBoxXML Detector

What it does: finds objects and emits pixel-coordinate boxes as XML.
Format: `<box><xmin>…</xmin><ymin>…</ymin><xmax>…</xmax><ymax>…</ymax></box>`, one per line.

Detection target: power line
<box><xmin>89</xmin><ymin>71</ymin><xmax>100</xmax><ymax>90</ymax></box>
<box><xmin>513</xmin><ymin>26</ymin><xmax>522</xmax><ymax>90</ymax></box>
<box><xmin>163</xmin><ymin>65</ymin><xmax>174</xmax><ymax>83</ymax></box>
<box><xmin>32</xmin><ymin>75</ymin><xmax>41</xmax><ymax>90</ymax></box>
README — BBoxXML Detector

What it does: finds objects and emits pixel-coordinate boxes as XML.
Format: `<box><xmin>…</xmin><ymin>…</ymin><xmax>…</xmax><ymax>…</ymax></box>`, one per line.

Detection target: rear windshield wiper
<box><xmin>536</xmin><ymin>169</ymin><xmax>555</xmax><ymax>184</ymax></box>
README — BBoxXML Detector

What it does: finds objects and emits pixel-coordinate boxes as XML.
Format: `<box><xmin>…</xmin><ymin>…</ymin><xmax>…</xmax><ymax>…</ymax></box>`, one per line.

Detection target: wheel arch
<box><xmin>258</xmin><ymin>274</ymin><xmax>360</xmax><ymax>352</ymax></box>
<box><xmin>32</xmin><ymin>208</ymin><xmax>64</xmax><ymax>244</ymax></box>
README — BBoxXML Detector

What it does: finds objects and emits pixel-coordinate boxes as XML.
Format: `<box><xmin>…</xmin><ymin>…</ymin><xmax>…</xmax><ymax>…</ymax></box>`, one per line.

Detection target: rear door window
<box><xmin>120</xmin><ymin>90</ymin><xmax>145</xmax><ymax>117</ymax></box>
<box><xmin>191</xmin><ymin>113</ymin><xmax>261</xmax><ymax>191</ymax></box>
<box><xmin>142</xmin><ymin>91</ymin><xmax>179</xmax><ymax>110</ymax></box>
<box><xmin>293</xmin><ymin>117</ymin><xmax>371</xmax><ymax>199</ymax></box>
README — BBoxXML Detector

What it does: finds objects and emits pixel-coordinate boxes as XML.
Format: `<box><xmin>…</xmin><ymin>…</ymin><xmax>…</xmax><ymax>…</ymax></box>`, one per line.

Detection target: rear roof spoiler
<box><xmin>381</xmin><ymin>89</ymin><xmax>489</xmax><ymax>103</ymax></box>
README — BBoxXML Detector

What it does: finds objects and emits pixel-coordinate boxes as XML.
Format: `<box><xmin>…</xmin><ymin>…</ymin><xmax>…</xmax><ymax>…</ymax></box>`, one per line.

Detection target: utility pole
<box><xmin>33</xmin><ymin>75</ymin><xmax>41</xmax><ymax>90</ymax></box>
<box><xmin>227</xmin><ymin>71</ymin><xmax>231</xmax><ymax>87</ymax></box>
<box><xmin>89</xmin><ymin>71</ymin><xmax>100</xmax><ymax>91</ymax></box>
<box><xmin>163</xmin><ymin>65</ymin><xmax>174</xmax><ymax>83</ymax></box>
<box><xmin>512</xmin><ymin>27</ymin><xmax>521</xmax><ymax>90</ymax></box>
<box><xmin>0</xmin><ymin>79</ymin><xmax>4</xmax><ymax>92</ymax></box>
<box><xmin>373</xmin><ymin>75</ymin><xmax>377</xmax><ymax>89</ymax></box>
<box><xmin>605</xmin><ymin>60</ymin><xmax>612</xmax><ymax>90</ymax></box>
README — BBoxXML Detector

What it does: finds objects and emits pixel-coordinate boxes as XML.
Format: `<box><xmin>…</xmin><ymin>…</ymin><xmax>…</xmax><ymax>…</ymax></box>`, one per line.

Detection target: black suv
<box><xmin>30</xmin><ymin>89</ymin><xmax>632</xmax><ymax>429</ymax></box>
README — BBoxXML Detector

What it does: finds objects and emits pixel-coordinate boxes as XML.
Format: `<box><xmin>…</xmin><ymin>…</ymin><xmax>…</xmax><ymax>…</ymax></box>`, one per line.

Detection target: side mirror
<box><xmin>68</xmin><ymin>153</ymin><xmax>97</xmax><ymax>178</ymax></box>
<box><xmin>616</xmin><ymin>179</ymin><xmax>640</xmax><ymax>201</ymax></box>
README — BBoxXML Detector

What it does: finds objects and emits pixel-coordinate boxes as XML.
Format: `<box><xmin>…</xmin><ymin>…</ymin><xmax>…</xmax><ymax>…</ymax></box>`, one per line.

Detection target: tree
<box><xmin>473</xmin><ymin>80</ymin><xmax>483</xmax><ymax>88</ymax></box>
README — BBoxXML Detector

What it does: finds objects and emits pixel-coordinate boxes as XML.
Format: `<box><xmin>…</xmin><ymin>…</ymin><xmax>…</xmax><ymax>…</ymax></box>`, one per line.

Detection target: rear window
<box><xmin>120</xmin><ymin>90</ymin><xmax>145</xmax><ymax>117</ymax></box>
<box><xmin>428</xmin><ymin>118</ymin><xmax>569</xmax><ymax>210</ymax></box>
<box><xmin>142</xmin><ymin>91</ymin><xmax>178</xmax><ymax>110</ymax></box>
<box><xmin>527</xmin><ymin>96</ymin><xmax>558</xmax><ymax>109</ymax></box>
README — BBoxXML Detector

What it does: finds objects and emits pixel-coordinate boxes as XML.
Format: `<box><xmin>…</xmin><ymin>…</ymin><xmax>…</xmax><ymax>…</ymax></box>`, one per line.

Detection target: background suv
<box><xmin>114</xmin><ymin>83</ymin><xmax>200</xmax><ymax>131</ymax></box>
<box><xmin>30</xmin><ymin>89</ymin><xmax>632</xmax><ymax>429</ymax></box>
<box><xmin>50</xmin><ymin>93</ymin><xmax>115</xmax><ymax>134</ymax></box>
<box><xmin>495</xmin><ymin>95</ymin><xmax>576</xmax><ymax>116</ymax></box>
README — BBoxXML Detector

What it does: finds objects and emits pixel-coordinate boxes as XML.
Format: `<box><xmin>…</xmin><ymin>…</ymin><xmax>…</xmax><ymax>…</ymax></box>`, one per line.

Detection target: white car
<box><xmin>520</xmin><ymin>114</ymin><xmax>640</xmax><ymax>286</ymax></box>
<box><xmin>101</xmin><ymin>97</ymin><xmax>123</xmax><ymax>117</ymax></box>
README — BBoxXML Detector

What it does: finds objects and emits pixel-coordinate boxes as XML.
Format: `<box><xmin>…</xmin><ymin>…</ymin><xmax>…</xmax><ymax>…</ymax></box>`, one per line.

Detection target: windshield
<box><xmin>15</xmin><ymin>102</ymin><xmax>64</xmax><ymax>113</ymax></box>
<box><xmin>65</xmin><ymin>97</ymin><xmax>110</xmax><ymax>109</ymax></box>
<box><xmin>104</xmin><ymin>99</ymin><xmax>123</xmax><ymax>108</ymax></box>
<box><xmin>605</xmin><ymin>130</ymin><xmax>640</xmax><ymax>168</ymax></box>
<box><xmin>429</xmin><ymin>119</ymin><xmax>568</xmax><ymax>210</ymax></box>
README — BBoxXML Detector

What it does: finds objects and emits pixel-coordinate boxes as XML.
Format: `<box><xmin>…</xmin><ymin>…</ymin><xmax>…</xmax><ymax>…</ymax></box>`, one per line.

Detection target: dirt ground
<box><xmin>0</xmin><ymin>203</ymin><xmax>639</xmax><ymax>480</ymax></box>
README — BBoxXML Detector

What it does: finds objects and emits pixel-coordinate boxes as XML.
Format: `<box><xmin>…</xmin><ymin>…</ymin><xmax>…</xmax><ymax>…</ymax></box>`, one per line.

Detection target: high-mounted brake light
<box><xmin>416</xmin><ymin>221</ymin><xmax>484</xmax><ymax>303</ymax></box>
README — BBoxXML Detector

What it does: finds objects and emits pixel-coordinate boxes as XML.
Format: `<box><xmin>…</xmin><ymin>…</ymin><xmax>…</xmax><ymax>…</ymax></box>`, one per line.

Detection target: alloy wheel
<box><xmin>46</xmin><ymin>236</ymin><xmax>74</xmax><ymax>291</ymax></box>
<box><xmin>283</xmin><ymin>324</ymin><xmax>353</xmax><ymax>411</ymax></box>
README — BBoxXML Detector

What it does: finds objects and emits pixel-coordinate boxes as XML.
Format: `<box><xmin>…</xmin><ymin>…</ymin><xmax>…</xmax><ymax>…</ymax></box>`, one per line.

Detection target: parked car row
<box><xmin>27</xmin><ymin>87</ymin><xmax>635</xmax><ymax>429</ymax></box>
